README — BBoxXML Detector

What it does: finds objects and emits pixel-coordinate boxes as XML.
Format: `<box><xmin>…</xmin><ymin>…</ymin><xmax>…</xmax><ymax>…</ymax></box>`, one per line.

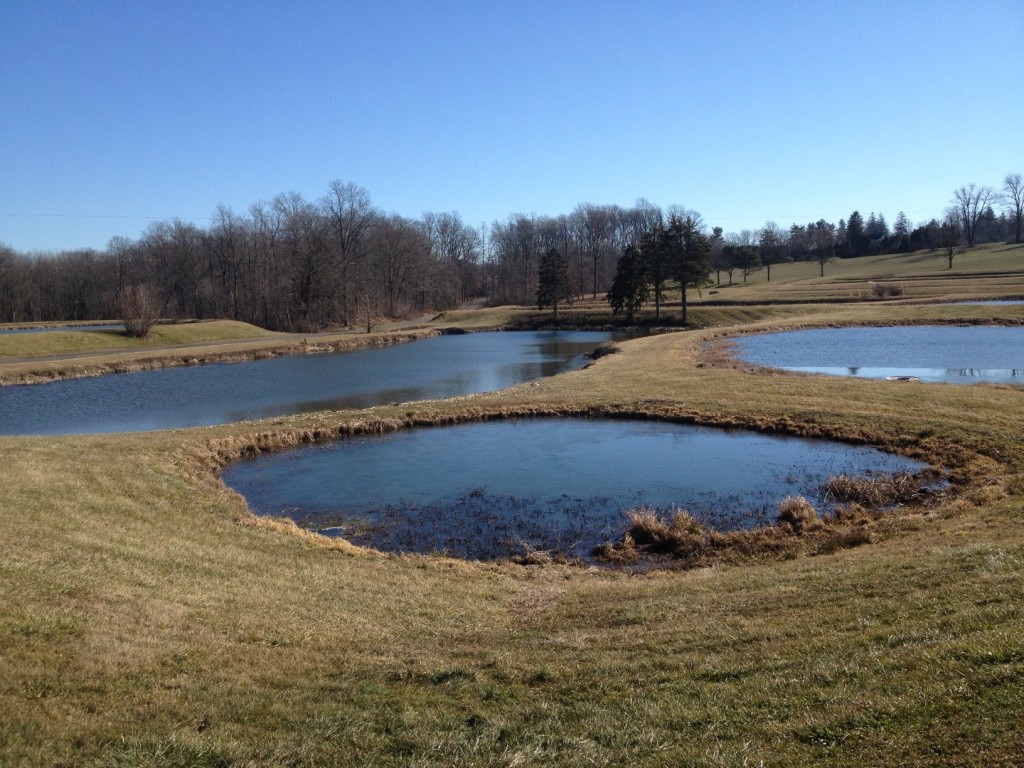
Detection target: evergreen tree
<box><xmin>664</xmin><ymin>213</ymin><xmax>710</xmax><ymax>323</ymax></box>
<box><xmin>607</xmin><ymin>244</ymin><xmax>648</xmax><ymax>322</ymax></box>
<box><xmin>536</xmin><ymin>248</ymin><xmax>571</xmax><ymax>319</ymax></box>
<box><xmin>893</xmin><ymin>211</ymin><xmax>911</xmax><ymax>252</ymax></box>
<box><xmin>640</xmin><ymin>225</ymin><xmax>670</xmax><ymax>319</ymax></box>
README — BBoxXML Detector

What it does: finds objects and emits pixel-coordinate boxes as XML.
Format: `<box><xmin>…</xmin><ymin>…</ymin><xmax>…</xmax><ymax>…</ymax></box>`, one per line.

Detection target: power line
<box><xmin>0</xmin><ymin>212</ymin><xmax>214</xmax><ymax>221</ymax></box>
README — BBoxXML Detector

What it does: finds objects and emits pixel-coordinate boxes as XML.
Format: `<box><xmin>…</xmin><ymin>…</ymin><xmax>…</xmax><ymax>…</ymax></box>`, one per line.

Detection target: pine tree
<box><xmin>607</xmin><ymin>244</ymin><xmax>648</xmax><ymax>322</ymax></box>
<box><xmin>664</xmin><ymin>214</ymin><xmax>710</xmax><ymax>323</ymax></box>
<box><xmin>640</xmin><ymin>225</ymin><xmax>670</xmax><ymax>319</ymax></box>
<box><xmin>536</xmin><ymin>248</ymin><xmax>571</xmax><ymax>319</ymax></box>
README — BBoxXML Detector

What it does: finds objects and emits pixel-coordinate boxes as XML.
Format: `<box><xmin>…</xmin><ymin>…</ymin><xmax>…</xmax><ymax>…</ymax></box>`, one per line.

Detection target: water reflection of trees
<box><xmin>945</xmin><ymin>369</ymin><xmax>1022</xmax><ymax>378</ymax></box>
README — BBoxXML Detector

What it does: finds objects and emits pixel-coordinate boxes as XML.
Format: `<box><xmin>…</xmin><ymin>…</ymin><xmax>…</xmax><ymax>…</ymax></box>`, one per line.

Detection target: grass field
<box><xmin>695</xmin><ymin>241</ymin><xmax>1024</xmax><ymax>303</ymax></box>
<box><xmin>0</xmin><ymin>320</ymin><xmax>286</xmax><ymax>359</ymax></box>
<box><xmin>1</xmin><ymin>250</ymin><xmax>1023</xmax><ymax>766</ymax></box>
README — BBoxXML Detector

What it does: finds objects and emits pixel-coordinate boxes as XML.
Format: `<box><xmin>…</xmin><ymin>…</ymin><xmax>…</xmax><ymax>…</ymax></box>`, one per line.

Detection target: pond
<box><xmin>732</xmin><ymin>326</ymin><xmax>1024</xmax><ymax>383</ymax></box>
<box><xmin>222</xmin><ymin>418</ymin><xmax>930</xmax><ymax>562</ymax></box>
<box><xmin>956</xmin><ymin>300</ymin><xmax>1024</xmax><ymax>306</ymax></box>
<box><xmin>0</xmin><ymin>331</ymin><xmax>617</xmax><ymax>436</ymax></box>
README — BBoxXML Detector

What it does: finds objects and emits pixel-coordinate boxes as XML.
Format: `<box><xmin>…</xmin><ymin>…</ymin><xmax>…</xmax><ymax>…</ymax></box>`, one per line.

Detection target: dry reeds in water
<box><xmin>823</xmin><ymin>472</ymin><xmax>920</xmax><ymax>507</ymax></box>
<box><xmin>626</xmin><ymin>508</ymin><xmax>705</xmax><ymax>555</ymax></box>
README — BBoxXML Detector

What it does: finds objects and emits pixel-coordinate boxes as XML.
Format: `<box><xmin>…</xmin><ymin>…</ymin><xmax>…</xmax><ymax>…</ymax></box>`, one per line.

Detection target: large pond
<box><xmin>0</xmin><ymin>331</ymin><xmax>616</xmax><ymax>436</ymax></box>
<box><xmin>222</xmin><ymin>418</ymin><xmax>930</xmax><ymax>561</ymax></box>
<box><xmin>733</xmin><ymin>326</ymin><xmax>1023</xmax><ymax>383</ymax></box>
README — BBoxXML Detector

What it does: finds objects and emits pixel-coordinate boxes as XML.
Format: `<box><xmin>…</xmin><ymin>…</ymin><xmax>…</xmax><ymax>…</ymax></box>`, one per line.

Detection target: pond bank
<box><xmin>204</xmin><ymin>392</ymin><xmax>995</xmax><ymax>570</ymax></box>
<box><xmin>0</xmin><ymin>328</ymin><xmax>439</xmax><ymax>386</ymax></box>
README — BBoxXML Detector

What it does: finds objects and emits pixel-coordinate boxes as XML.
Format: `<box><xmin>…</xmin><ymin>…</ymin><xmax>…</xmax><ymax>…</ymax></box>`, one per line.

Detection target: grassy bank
<box><xmin>0</xmin><ymin>322</ymin><xmax>438</xmax><ymax>386</ymax></box>
<box><xmin>2</xmin><ymin>303</ymin><xmax>1023</xmax><ymax>766</ymax></box>
<box><xmin>0</xmin><ymin>320</ymin><xmax>285</xmax><ymax>359</ymax></box>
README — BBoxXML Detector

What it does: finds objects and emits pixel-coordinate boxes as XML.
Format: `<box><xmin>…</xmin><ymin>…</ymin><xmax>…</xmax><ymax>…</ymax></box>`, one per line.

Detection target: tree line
<box><xmin>0</xmin><ymin>182</ymin><xmax>481</xmax><ymax>331</ymax></box>
<box><xmin>1</xmin><ymin>174</ymin><xmax>1021</xmax><ymax>329</ymax></box>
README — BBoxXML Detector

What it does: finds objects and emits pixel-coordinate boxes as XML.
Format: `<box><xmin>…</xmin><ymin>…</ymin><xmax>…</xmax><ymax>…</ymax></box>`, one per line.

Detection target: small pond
<box><xmin>0</xmin><ymin>331</ymin><xmax>617</xmax><ymax>436</ymax></box>
<box><xmin>222</xmin><ymin>418</ymin><xmax>930</xmax><ymax>561</ymax></box>
<box><xmin>732</xmin><ymin>326</ymin><xmax>1023</xmax><ymax>383</ymax></box>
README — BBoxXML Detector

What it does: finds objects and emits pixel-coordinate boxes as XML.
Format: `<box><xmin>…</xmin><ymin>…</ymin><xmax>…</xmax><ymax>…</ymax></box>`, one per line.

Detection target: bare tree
<box><xmin>367</xmin><ymin>214</ymin><xmax>431</xmax><ymax>317</ymax></box>
<box><xmin>952</xmin><ymin>184</ymin><xmax>996</xmax><ymax>246</ymax></box>
<box><xmin>571</xmin><ymin>203</ymin><xmax>619</xmax><ymax>298</ymax></box>
<box><xmin>321</xmin><ymin>181</ymin><xmax>375</xmax><ymax>326</ymax></box>
<box><xmin>204</xmin><ymin>204</ymin><xmax>244</xmax><ymax>319</ymax></box>
<box><xmin>248</xmin><ymin>200</ymin><xmax>285</xmax><ymax>328</ymax></box>
<box><xmin>1003</xmin><ymin>173</ymin><xmax>1023</xmax><ymax>244</ymax></box>
<box><xmin>758</xmin><ymin>221</ymin><xmax>789</xmax><ymax>281</ymax></box>
<box><xmin>939</xmin><ymin>210</ymin><xmax>964</xmax><ymax>268</ymax></box>
<box><xmin>809</xmin><ymin>220</ymin><xmax>836</xmax><ymax>276</ymax></box>
<box><xmin>490</xmin><ymin>214</ymin><xmax>540</xmax><ymax>305</ymax></box>
<box><xmin>422</xmin><ymin>211</ymin><xmax>481</xmax><ymax>306</ymax></box>
<box><xmin>274</xmin><ymin>192</ymin><xmax>331</xmax><ymax>331</ymax></box>
<box><xmin>621</xmin><ymin>197</ymin><xmax>663</xmax><ymax>247</ymax></box>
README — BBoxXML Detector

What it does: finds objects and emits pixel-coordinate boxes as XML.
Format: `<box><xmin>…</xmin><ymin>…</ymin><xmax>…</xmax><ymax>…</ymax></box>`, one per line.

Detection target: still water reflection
<box><xmin>0</xmin><ymin>331</ymin><xmax>616</xmax><ymax>435</ymax></box>
<box><xmin>733</xmin><ymin>326</ymin><xmax>1023</xmax><ymax>383</ymax></box>
<box><xmin>222</xmin><ymin>418</ymin><xmax>929</xmax><ymax>561</ymax></box>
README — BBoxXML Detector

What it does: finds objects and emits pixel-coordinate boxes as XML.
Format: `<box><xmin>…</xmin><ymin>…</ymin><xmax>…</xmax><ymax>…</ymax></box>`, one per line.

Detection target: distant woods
<box><xmin>0</xmin><ymin>182</ymin><xmax>481</xmax><ymax>332</ymax></box>
<box><xmin>1</xmin><ymin>174</ymin><xmax>1021</xmax><ymax>329</ymax></box>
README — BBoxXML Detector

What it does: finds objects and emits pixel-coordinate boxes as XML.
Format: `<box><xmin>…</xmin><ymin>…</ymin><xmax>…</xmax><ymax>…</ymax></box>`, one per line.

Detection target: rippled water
<box><xmin>733</xmin><ymin>326</ymin><xmax>1023</xmax><ymax>383</ymax></box>
<box><xmin>222</xmin><ymin>418</ymin><xmax>930</xmax><ymax>561</ymax></box>
<box><xmin>0</xmin><ymin>331</ymin><xmax>617</xmax><ymax>435</ymax></box>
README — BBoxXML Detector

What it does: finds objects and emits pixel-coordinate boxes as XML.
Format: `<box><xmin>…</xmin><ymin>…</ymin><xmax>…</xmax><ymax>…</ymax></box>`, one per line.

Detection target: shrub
<box><xmin>869</xmin><ymin>281</ymin><xmax>905</xmax><ymax>298</ymax></box>
<box><xmin>119</xmin><ymin>284</ymin><xmax>161</xmax><ymax>338</ymax></box>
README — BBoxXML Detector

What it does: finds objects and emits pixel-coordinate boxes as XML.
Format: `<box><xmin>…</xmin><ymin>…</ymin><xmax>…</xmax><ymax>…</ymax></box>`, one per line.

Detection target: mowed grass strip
<box><xmin>0</xmin><ymin>320</ymin><xmax>284</xmax><ymax>359</ymax></box>
<box><xmin>1</xmin><ymin>309</ymin><xmax>1023</xmax><ymax>766</ymax></box>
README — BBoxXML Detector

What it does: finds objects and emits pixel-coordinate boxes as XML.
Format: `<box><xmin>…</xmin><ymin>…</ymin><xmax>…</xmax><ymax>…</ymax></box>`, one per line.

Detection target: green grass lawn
<box><xmin>1</xmin><ymin>278</ymin><xmax>1023</xmax><ymax>766</ymax></box>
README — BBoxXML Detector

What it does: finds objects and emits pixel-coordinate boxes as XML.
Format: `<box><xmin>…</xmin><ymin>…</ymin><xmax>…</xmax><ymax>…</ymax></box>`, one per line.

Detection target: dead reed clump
<box><xmin>591</xmin><ymin>533</ymin><xmax>640</xmax><ymax>564</ymax></box>
<box><xmin>776</xmin><ymin>496</ymin><xmax>822</xmax><ymax>533</ymax></box>
<box><xmin>823</xmin><ymin>472</ymin><xmax>921</xmax><ymax>507</ymax></box>
<box><xmin>626</xmin><ymin>508</ymin><xmax>707</xmax><ymax>555</ymax></box>
<box><xmin>832</xmin><ymin>502</ymin><xmax>871</xmax><ymax>523</ymax></box>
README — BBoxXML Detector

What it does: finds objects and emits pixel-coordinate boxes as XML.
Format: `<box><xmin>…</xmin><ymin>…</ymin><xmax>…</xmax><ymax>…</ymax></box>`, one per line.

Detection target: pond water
<box><xmin>0</xmin><ymin>331</ymin><xmax>616</xmax><ymax>436</ymax></box>
<box><xmin>222</xmin><ymin>418</ymin><xmax>930</xmax><ymax>561</ymax></box>
<box><xmin>733</xmin><ymin>326</ymin><xmax>1023</xmax><ymax>383</ymax></box>
<box><xmin>956</xmin><ymin>300</ymin><xmax>1024</xmax><ymax>306</ymax></box>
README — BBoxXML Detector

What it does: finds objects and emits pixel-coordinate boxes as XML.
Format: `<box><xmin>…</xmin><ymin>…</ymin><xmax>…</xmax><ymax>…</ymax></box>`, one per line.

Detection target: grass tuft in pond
<box><xmin>823</xmin><ymin>472</ymin><xmax>922</xmax><ymax>506</ymax></box>
<box><xmin>776</xmin><ymin>495</ymin><xmax>822</xmax><ymax>533</ymax></box>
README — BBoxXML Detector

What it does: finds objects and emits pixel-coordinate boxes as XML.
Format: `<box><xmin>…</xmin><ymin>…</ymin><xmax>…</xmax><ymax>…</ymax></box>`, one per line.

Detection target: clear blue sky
<box><xmin>2</xmin><ymin>0</ymin><xmax>1022</xmax><ymax>252</ymax></box>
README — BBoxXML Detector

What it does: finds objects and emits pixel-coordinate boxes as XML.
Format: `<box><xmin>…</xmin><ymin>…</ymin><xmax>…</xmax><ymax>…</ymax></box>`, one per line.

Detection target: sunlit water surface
<box><xmin>222</xmin><ymin>418</ymin><xmax>930</xmax><ymax>561</ymax></box>
<box><xmin>732</xmin><ymin>326</ymin><xmax>1023</xmax><ymax>383</ymax></box>
<box><xmin>0</xmin><ymin>331</ymin><xmax>617</xmax><ymax>435</ymax></box>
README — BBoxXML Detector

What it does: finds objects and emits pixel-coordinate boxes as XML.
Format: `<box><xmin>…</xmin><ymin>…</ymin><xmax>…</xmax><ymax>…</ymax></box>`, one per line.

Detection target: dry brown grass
<box><xmin>593</xmin><ymin>494</ymin><xmax>902</xmax><ymax>569</ymax></box>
